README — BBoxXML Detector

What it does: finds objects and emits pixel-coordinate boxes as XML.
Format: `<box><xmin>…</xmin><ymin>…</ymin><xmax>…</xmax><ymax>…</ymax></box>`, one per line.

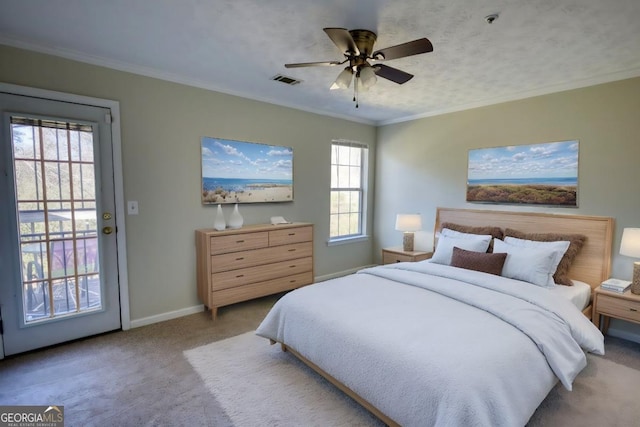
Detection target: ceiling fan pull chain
<box><xmin>354</xmin><ymin>73</ymin><xmax>359</xmax><ymax>108</ymax></box>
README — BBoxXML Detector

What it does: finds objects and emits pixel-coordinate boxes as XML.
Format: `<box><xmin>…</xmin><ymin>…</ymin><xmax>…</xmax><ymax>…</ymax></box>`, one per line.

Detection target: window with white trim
<box><xmin>329</xmin><ymin>141</ymin><xmax>368</xmax><ymax>242</ymax></box>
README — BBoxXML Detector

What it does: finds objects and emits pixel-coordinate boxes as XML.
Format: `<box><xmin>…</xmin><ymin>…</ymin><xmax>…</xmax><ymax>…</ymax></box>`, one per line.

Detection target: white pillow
<box><xmin>503</xmin><ymin>236</ymin><xmax>570</xmax><ymax>286</ymax></box>
<box><xmin>441</xmin><ymin>228</ymin><xmax>493</xmax><ymax>241</ymax></box>
<box><xmin>493</xmin><ymin>239</ymin><xmax>557</xmax><ymax>288</ymax></box>
<box><xmin>430</xmin><ymin>234</ymin><xmax>492</xmax><ymax>265</ymax></box>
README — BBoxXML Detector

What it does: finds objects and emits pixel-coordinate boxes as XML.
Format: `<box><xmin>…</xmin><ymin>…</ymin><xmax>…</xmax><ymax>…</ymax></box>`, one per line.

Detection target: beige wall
<box><xmin>375</xmin><ymin>77</ymin><xmax>640</xmax><ymax>337</ymax></box>
<box><xmin>0</xmin><ymin>45</ymin><xmax>376</xmax><ymax>321</ymax></box>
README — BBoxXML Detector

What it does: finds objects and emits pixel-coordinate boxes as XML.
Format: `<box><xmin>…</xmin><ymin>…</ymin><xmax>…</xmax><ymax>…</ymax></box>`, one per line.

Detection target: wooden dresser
<box><xmin>195</xmin><ymin>223</ymin><xmax>314</xmax><ymax>319</ymax></box>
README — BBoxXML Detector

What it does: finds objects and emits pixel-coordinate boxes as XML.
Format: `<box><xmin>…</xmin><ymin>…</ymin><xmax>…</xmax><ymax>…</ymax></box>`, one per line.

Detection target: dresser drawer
<box><xmin>211</xmin><ymin>257</ymin><xmax>313</xmax><ymax>291</ymax></box>
<box><xmin>597</xmin><ymin>294</ymin><xmax>640</xmax><ymax>323</ymax></box>
<box><xmin>210</xmin><ymin>242</ymin><xmax>312</xmax><ymax>273</ymax></box>
<box><xmin>269</xmin><ymin>226</ymin><xmax>312</xmax><ymax>246</ymax></box>
<box><xmin>212</xmin><ymin>272</ymin><xmax>313</xmax><ymax>307</ymax></box>
<box><xmin>210</xmin><ymin>231</ymin><xmax>268</xmax><ymax>255</ymax></box>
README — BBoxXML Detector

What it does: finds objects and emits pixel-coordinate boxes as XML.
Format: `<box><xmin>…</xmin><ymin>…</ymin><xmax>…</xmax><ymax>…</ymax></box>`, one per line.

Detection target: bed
<box><xmin>256</xmin><ymin>208</ymin><xmax>614</xmax><ymax>426</ymax></box>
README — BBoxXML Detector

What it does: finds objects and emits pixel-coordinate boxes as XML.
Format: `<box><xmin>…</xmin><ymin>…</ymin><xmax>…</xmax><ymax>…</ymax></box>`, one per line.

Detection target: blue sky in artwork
<box><xmin>468</xmin><ymin>140</ymin><xmax>579</xmax><ymax>180</ymax></box>
<box><xmin>201</xmin><ymin>137</ymin><xmax>292</xmax><ymax>180</ymax></box>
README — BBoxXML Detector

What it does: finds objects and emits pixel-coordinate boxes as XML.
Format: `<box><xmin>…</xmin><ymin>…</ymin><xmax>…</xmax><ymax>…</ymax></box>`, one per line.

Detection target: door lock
<box><xmin>102</xmin><ymin>226</ymin><xmax>114</xmax><ymax>235</ymax></box>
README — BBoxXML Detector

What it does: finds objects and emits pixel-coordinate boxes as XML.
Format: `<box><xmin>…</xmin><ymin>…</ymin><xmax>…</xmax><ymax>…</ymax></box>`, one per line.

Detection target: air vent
<box><xmin>272</xmin><ymin>74</ymin><xmax>302</xmax><ymax>85</ymax></box>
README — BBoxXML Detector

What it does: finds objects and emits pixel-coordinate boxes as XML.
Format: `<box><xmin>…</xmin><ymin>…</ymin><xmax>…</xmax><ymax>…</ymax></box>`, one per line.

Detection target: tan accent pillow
<box><xmin>450</xmin><ymin>247</ymin><xmax>507</xmax><ymax>276</ymax></box>
<box><xmin>441</xmin><ymin>222</ymin><xmax>503</xmax><ymax>252</ymax></box>
<box><xmin>503</xmin><ymin>228</ymin><xmax>587</xmax><ymax>286</ymax></box>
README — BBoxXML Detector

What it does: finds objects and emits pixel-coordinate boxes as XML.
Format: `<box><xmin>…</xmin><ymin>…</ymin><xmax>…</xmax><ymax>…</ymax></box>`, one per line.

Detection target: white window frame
<box><xmin>328</xmin><ymin>140</ymin><xmax>369</xmax><ymax>246</ymax></box>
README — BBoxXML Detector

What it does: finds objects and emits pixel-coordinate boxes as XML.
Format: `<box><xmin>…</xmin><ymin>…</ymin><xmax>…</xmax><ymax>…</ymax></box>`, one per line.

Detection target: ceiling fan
<box><xmin>285</xmin><ymin>28</ymin><xmax>433</xmax><ymax>107</ymax></box>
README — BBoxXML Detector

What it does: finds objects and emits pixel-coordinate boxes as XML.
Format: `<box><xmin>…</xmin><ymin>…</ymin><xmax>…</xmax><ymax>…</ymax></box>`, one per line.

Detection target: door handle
<box><xmin>102</xmin><ymin>226</ymin><xmax>114</xmax><ymax>235</ymax></box>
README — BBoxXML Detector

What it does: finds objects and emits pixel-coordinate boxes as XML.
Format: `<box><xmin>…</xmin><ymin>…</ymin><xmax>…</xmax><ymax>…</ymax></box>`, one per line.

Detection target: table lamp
<box><xmin>395</xmin><ymin>214</ymin><xmax>422</xmax><ymax>252</ymax></box>
<box><xmin>620</xmin><ymin>228</ymin><xmax>640</xmax><ymax>294</ymax></box>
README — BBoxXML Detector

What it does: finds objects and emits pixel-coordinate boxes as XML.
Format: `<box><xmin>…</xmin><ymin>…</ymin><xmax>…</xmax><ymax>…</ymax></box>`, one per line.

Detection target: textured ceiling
<box><xmin>1</xmin><ymin>0</ymin><xmax>640</xmax><ymax>125</ymax></box>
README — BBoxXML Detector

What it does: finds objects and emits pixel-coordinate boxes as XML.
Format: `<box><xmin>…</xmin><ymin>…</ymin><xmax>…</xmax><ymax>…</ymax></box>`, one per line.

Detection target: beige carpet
<box><xmin>185</xmin><ymin>332</ymin><xmax>383</xmax><ymax>426</ymax></box>
<box><xmin>530</xmin><ymin>351</ymin><xmax>640</xmax><ymax>426</ymax></box>
<box><xmin>186</xmin><ymin>332</ymin><xmax>640</xmax><ymax>427</ymax></box>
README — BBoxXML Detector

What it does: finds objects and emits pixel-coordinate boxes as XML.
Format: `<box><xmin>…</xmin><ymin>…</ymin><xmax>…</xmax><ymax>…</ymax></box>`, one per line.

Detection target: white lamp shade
<box><xmin>359</xmin><ymin>66</ymin><xmax>377</xmax><ymax>90</ymax></box>
<box><xmin>330</xmin><ymin>67</ymin><xmax>353</xmax><ymax>90</ymax></box>
<box><xmin>395</xmin><ymin>214</ymin><xmax>422</xmax><ymax>232</ymax></box>
<box><xmin>620</xmin><ymin>228</ymin><xmax>640</xmax><ymax>258</ymax></box>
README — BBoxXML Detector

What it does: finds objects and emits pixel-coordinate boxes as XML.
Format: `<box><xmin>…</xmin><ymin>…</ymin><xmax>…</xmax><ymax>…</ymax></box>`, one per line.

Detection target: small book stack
<box><xmin>601</xmin><ymin>278</ymin><xmax>632</xmax><ymax>293</ymax></box>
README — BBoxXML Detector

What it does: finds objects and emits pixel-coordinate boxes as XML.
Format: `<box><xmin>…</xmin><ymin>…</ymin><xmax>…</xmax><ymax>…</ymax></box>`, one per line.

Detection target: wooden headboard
<box><xmin>435</xmin><ymin>208</ymin><xmax>614</xmax><ymax>290</ymax></box>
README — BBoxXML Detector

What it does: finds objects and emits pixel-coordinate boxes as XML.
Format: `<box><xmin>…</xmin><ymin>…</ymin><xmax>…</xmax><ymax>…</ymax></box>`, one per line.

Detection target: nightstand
<box><xmin>592</xmin><ymin>285</ymin><xmax>640</xmax><ymax>334</ymax></box>
<box><xmin>382</xmin><ymin>247</ymin><xmax>432</xmax><ymax>265</ymax></box>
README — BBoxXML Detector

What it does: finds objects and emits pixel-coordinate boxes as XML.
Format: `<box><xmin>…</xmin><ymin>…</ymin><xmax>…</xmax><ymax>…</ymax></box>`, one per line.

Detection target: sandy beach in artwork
<box><xmin>203</xmin><ymin>184</ymin><xmax>292</xmax><ymax>204</ymax></box>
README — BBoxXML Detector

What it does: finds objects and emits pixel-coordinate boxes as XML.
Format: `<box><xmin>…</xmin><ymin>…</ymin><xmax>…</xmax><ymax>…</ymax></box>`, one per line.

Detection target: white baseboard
<box><xmin>606</xmin><ymin>327</ymin><xmax>640</xmax><ymax>344</ymax></box>
<box><xmin>128</xmin><ymin>266</ymin><xmax>374</xmax><ymax>329</ymax></box>
<box><xmin>130</xmin><ymin>304</ymin><xmax>204</xmax><ymax>329</ymax></box>
<box><xmin>603</xmin><ymin>317</ymin><xmax>640</xmax><ymax>344</ymax></box>
<box><xmin>315</xmin><ymin>265</ymin><xmax>376</xmax><ymax>283</ymax></box>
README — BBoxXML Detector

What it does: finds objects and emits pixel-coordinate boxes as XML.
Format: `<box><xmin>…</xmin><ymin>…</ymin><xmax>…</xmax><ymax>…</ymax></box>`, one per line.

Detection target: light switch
<box><xmin>127</xmin><ymin>201</ymin><xmax>139</xmax><ymax>215</ymax></box>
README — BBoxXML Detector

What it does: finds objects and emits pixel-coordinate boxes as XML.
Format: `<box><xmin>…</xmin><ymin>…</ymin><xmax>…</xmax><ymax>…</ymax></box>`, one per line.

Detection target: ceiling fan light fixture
<box><xmin>331</xmin><ymin>67</ymin><xmax>353</xmax><ymax>90</ymax></box>
<box><xmin>359</xmin><ymin>66</ymin><xmax>377</xmax><ymax>90</ymax></box>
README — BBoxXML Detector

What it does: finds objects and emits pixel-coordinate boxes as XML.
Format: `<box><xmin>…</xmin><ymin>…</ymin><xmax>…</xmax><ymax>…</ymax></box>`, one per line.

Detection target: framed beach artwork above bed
<box><xmin>201</xmin><ymin>137</ymin><xmax>293</xmax><ymax>204</ymax></box>
<box><xmin>467</xmin><ymin>140</ymin><xmax>579</xmax><ymax>206</ymax></box>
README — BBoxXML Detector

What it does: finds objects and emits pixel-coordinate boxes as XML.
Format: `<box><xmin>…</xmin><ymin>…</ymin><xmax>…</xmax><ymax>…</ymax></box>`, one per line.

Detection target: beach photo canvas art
<box><xmin>201</xmin><ymin>137</ymin><xmax>293</xmax><ymax>204</ymax></box>
<box><xmin>467</xmin><ymin>140</ymin><xmax>579</xmax><ymax>206</ymax></box>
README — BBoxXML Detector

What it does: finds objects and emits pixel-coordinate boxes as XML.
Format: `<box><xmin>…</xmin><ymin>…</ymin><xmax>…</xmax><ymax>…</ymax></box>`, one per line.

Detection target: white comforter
<box><xmin>256</xmin><ymin>262</ymin><xmax>604</xmax><ymax>426</ymax></box>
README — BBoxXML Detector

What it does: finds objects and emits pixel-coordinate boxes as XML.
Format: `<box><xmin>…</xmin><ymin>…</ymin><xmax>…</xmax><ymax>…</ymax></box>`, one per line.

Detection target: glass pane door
<box><xmin>11</xmin><ymin>116</ymin><xmax>102</xmax><ymax>323</ymax></box>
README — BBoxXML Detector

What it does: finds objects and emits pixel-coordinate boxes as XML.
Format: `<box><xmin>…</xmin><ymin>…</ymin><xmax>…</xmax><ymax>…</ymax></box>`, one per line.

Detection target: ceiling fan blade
<box><xmin>373</xmin><ymin>64</ymin><xmax>414</xmax><ymax>84</ymax></box>
<box><xmin>323</xmin><ymin>28</ymin><xmax>360</xmax><ymax>56</ymax></box>
<box><xmin>285</xmin><ymin>60</ymin><xmax>343</xmax><ymax>68</ymax></box>
<box><xmin>372</xmin><ymin>38</ymin><xmax>433</xmax><ymax>61</ymax></box>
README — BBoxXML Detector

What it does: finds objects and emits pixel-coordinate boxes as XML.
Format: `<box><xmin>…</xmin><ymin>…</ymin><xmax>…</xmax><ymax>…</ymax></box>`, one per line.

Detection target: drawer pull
<box><xmin>631</xmin><ymin>308</ymin><xmax>638</xmax><ymax>312</ymax></box>
<box><xmin>236</xmin><ymin>257</ymin><xmax>244</xmax><ymax>261</ymax></box>
<box><xmin>236</xmin><ymin>240</ymin><xmax>245</xmax><ymax>243</ymax></box>
<box><xmin>288</xmin><ymin>249</ymin><xmax>296</xmax><ymax>252</ymax></box>
<box><xmin>290</xmin><ymin>279</ymin><xmax>297</xmax><ymax>283</ymax></box>
<box><xmin>395</xmin><ymin>260</ymin><xmax>401</xmax><ymax>263</ymax></box>
<box><xmin>288</xmin><ymin>233</ymin><xmax>296</xmax><ymax>236</ymax></box>
<box><xmin>289</xmin><ymin>265</ymin><xmax>296</xmax><ymax>268</ymax></box>
<box><xmin>236</xmin><ymin>274</ymin><xmax>244</xmax><ymax>278</ymax></box>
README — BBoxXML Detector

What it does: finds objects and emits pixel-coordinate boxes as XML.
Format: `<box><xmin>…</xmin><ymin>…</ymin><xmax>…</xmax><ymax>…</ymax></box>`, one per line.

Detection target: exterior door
<box><xmin>0</xmin><ymin>91</ymin><xmax>121</xmax><ymax>356</ymax></box>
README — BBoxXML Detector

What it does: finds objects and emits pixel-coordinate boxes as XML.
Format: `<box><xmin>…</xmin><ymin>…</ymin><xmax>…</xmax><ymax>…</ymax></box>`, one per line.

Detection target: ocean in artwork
<box><xmin>467</xmin><ymin>177</ymin><xmax>577</xmax><ymax>187</ymax></box>
<box><xmin>203</xmin><ymin>177</ymin><xmax>292</xmax><ymax>193</ymax></box>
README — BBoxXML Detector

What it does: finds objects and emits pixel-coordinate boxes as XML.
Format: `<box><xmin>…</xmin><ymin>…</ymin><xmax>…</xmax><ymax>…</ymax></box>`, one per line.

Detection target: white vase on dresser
<box><xmin>228</xmin><ymin>203</ymin><xmax>244</xmax><ymax>229</ymax></box>
<box><xmin>214</xmin><ymin>204</ymin><xmax>226</xmax><ymax>231</ymax></box>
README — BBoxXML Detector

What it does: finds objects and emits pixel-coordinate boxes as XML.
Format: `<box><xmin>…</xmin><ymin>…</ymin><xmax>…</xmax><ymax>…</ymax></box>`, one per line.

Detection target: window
<box><xmin>329</xmin><ymin>141</ymin><xmax>368</xmax><ymax>243</ymax></box>
<box><xmin>10</xmin><ymin>116</ymin><xmax>102</xmax><ymax>322</ymax></box>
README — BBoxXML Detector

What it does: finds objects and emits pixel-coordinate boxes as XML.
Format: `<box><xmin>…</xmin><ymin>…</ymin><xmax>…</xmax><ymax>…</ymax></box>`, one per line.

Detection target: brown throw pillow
<box><xmin>450</xmin><ymin>246</ymin><xmax>507</xmax><ymax>276</ymax></box>
<box><xmin>504</xmin><ymin>228</ymin><xmax>587</xmax><ymax>286</ymax></box>
<box><xmin>441</xmin><ymin>222</ymin><xmax>503</xmax><ymax>252</ymax></box>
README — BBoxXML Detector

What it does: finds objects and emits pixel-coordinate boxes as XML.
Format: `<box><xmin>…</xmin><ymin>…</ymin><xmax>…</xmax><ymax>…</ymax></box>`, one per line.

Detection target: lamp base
<box><xmin>402</xmin><ymin>232</ymin><xmax>415</xmax><ymax>252</ymax></box>
<box><xmin>631</xmin><ymin>262</ymin><xmax>640</xmax><ymax>294</ymax></box>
